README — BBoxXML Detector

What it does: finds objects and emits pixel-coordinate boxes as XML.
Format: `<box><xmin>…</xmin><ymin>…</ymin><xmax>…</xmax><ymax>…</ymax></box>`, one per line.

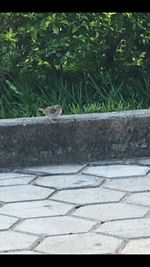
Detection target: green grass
<box><xmin>68</xmin><ymin>101</ymin><xmax>143</xmax><ymax>114</ymax></box>
<box><xmin>0</xmin><ymin>70</ymin><xmax>149</xmax><ymax>119</ymax></box>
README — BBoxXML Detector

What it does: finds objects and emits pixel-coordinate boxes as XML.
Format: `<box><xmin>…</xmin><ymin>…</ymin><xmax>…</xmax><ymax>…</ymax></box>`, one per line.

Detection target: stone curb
<box><xmin>1</xmin><ymin>109</ymin><xmax>150</xmax><ymax>167</ymax></box>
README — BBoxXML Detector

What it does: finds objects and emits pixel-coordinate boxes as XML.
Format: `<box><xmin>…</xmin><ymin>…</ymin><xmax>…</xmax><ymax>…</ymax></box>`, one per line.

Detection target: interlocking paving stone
<box><xmin>35</xmin><ymin>174</ymin><xmax>104</xmax><ymax>189</ymax></box>
<box><xmin>0</xmin><ymin>251</ymin><xmax>42</xmax><ymax>254</ymax></box>
<box><xmin>0</xmin><ymin>215</ymin><xmax>18</xmax><ymax>230</ymax></box>
<box><xmin>23</xmin><ymin>165</ymin><xmax>85</xmax><ymax>175</ymax></box>
<box><xmin>73</xmin><ymin>203</ymin><xmax>148</xmax><ymax>221</ymax></box>
<box><xmin>35</xmin><ymin>233</ymin><xmax>123</xmax><ymax>254</ymax></box>
<box><xmin>121</xmin><ymin>238</ymin><xmax>150</xmax><ymax>254</ymax></box>
<box><xmin>83</xmin><ymin>165</ymin><xmax>150</xmax><ymax>178</ymax></box>
<box><xmin>125</xmin><ymin>192</ymin><xmax>150</xmax><ymax>206</ymax></box>
<box><xmin>0</xmin><ymin>185</ymin><xmax>54</xmax><ymax>202</ymax></box>
<box><xmin>0</xmin><ymin>231</ymin><xmax>38</xmax><ymax>251</ymax></box>
<box><xmin>0</xmin><ymin>173</ymin><xmax>35</xmax><ymax>180</ymax></box>
<box><xmin>103</xmin><ymin>177</ymin><xmax>150</xmax><ymax>192</ymax></box>
<box><xmin>0</xmin><ymin>200</ymin><xmax>74</xmax><ymax>218</ymax></box>
<box><xmin>95</xmin><ymin>218</ymin><xmax>150</xmax><ymax>238</ymax></box>
<box><xmin>51</xmin><ymin>187</ymin><xmax>125</xmax><ymax>204</ymax></box>
<box><xmin>15</xmin><ymin>216</ymin><xmax>95</xmax><ymax>235</ymax></box>
<box><xmin>1</xmin><ymin>159</ymin><xmax>150</xmax><ymax>253</ymax></box>
<box><xmin>0</xmin><ymin>177</ymin><xmax>34</xmax><ymax>186</ymax></box>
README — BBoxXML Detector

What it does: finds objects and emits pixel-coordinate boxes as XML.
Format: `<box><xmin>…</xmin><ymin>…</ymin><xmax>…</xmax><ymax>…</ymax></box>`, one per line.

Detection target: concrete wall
<box><xmin>0</xmin><ymin>109</ymin><xmax>150</xmax><ymax>167</ymax></box>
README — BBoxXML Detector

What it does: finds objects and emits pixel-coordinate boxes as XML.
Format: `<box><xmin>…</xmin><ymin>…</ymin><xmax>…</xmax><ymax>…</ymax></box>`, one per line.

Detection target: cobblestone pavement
<box><xmin>1</xmin><ymin>158</ymin><xmax>150</xmax><ymax>254</ymax></box>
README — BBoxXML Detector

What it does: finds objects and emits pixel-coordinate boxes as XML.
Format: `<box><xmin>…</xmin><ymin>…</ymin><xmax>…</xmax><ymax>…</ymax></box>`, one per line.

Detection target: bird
<box><xmin>38</xmin><ymin>105</ymin><xmax>62</xmax><ymax>123</ymax></box>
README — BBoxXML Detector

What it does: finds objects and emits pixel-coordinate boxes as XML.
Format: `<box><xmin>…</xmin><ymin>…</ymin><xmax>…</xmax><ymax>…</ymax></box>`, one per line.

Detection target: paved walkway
<box><xmin>1</xmin><ymin>158</ymin><xmax>150</xmax><ymax>254</ymax></box>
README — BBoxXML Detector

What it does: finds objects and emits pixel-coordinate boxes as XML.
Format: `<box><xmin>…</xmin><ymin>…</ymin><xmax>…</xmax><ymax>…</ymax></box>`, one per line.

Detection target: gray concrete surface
<box><xmin>0</xmin><ymin>159</ymin><xmax>150</xmax><ymax>254</ymax></box>
<box><xmin>1</xmin><ymin>109</ymin><xmax>150</xmax><ymax>167</ymax></box>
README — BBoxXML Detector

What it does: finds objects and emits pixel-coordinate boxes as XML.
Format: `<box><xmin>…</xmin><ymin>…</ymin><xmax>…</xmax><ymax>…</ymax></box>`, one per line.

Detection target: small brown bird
<box><xmin>38</xmin><ymin>105</ymin><xmax>62</xmax><ymax>123</ymax></box>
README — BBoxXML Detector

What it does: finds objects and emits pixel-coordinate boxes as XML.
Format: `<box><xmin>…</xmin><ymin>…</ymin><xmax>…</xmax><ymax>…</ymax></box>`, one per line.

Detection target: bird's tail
<box><xmin>38</xmin><ymin>108</ymin><xmax>44</xmax><ymax>112</ymax></box>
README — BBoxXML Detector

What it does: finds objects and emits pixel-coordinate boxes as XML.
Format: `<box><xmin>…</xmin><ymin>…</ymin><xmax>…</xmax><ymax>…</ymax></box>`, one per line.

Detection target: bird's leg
<box><xmin>47</xmin><ymin>116</ymin><xmax>55</xmax><ymax>123</ymax></box>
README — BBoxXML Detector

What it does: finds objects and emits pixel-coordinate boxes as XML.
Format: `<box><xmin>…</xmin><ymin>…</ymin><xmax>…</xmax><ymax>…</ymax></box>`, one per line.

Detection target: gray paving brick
<box><xmin>125</xmin><ymin>192</ymin><xmax>150</xmax><ymax>206</ymax></box>
<box><xmin>35</xmin><ymin>174</ymin><xmax>104</xmax><ymax>189</ymax></box>
<box><xmin>0</xmin><ymin>185</ymin><xmax>54</xmax><ymax>202</ymax></box>
<box><xmin>0</xmin><ymin>250</ymin><xmax>42</xmax><ymax>254</ymax></box>
<box><xmin>51</xmin><ymin>187</ymin><xmax>125</xmax><ymax>204</ymax></box>
<box><xmin>96</xmin><ymin>218</ymin><xmax>150</xmax><ymax>238</ymax></box>
<box><xmin>0</xmin><ymin>177</ymin><xmax>34</xmax><ymax>186</ymax></box>
<box><xmin>15</xmin><ymin>216</ymin><xmax>95</xmax><ymax>235</ymax></box>
<box><xmin>121</xmin><ymin>238</ymin><xmax>150</xmax><ymax>254</ymax></box>
<box><xmin>0</xmin><ymin>215</ymin><xmax>18</xmax><ymax>230</ymax></box>
<box><xmin>73</xmin><ymin>203</ymin><xmax>148</xmax><ymax>221</ymax></box>
<box><xmin>23</xmin><ymin>165</ymin><xmax>85</xmax><ymax>175</ymax></box>
<box><xmin>83</xmin><ymin>165</ymin><xmax>150</xmax><ymax>178</ymax></box>
<box><xmin>0</xmin><ymin>173</ymin><xmax>35</xmax><ymax>180</ymax></box>
<box><xmin>2</xmin><ymin>159</ymin><xmax>150</xmax><ymax>253</ymax></box>
<box><xmin>0</xmin><ymin>231</ymin><xmax>38</xmax><ymax>251</ymax></box>
<box><xmin>103</xmin><ymin>177</ymin><xmax>150</xmax><ymax>192</ymax></box>
<box><xmin>35</xmin><ymin>233</ymin><xmax>122</xmax><ymax>254</ymax></box>
<box><xmin>0</xmin><ymin>200</ymin><xmax>74</xmax><ymax>218</ymax></box>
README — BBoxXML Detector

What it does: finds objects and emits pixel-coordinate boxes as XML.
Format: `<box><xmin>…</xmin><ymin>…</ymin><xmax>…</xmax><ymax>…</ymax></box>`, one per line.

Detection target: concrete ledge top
<box><xmin>0</xmin><ymin>109</ymin><xmax>150</xmax><ymax>126</ymax></box>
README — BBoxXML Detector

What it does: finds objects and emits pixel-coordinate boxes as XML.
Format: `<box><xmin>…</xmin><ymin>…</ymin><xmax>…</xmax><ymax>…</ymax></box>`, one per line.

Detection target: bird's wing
<box><xmin>47</xmin><ymin>107</ymin><xmax>56</xmax><ymax>114</ymax></box>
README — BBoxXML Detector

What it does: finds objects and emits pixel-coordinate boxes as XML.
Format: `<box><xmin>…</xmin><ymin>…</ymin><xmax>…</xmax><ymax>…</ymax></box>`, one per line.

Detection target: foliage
<box><xmin>0</xmin><ymin>13</ymin><xmax>150</xmax><ymax>118</ymax></box>
<box><xmin>1</xmin><ymin>12</ymin><xmax>150</xmax><ymax>80</ymax></box>
<box><xmin>0</xmin><ymin>70</ymin><xmax>146</xmax><ymax>119</ymax></box>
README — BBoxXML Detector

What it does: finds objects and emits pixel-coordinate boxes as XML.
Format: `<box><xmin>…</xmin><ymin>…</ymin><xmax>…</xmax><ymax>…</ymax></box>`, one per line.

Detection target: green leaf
<box><xmin>103</xmin><ymin>13</ymin><xmax>117</xmax><ymax>18</ymax></box>
<box><xmin>72</xmin><ymin>25</ymin><xmax>80</xmax><ymax>33</ymax></box>
<box><xmin>5</xmin><ymin>80</ymin><xmax>23</xmax><ymax>96</ymax></box>
<box><xmin>52</xmin><ymin>25</ymin><xmax>59</xmax><ymax>35</ymax></box>
<box><xmin>65</xmin><ymin>51</ymin><xmax>71</xmax><ymax>57</ymax></box>
<box><xmin>5</xmin><ymin>28</ymin><xmax>17</xmax><ymax>42</ymax></box>
<box><xmin>96</xmin><ymin>32</ymin><xmax>99</xmax><ymax>38</ymax></box>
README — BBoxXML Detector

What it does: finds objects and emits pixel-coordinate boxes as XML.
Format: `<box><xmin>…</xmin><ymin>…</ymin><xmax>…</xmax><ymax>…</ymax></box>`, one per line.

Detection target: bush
<box><xmin>0</xmin><ymin>12</ymin><xmax>150</xmax><ymax>118</ymax></box>
<box><xmin>1</xmin><ymin>12</ymin><xmax>150</xmax><ymax>82</ymax></box>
